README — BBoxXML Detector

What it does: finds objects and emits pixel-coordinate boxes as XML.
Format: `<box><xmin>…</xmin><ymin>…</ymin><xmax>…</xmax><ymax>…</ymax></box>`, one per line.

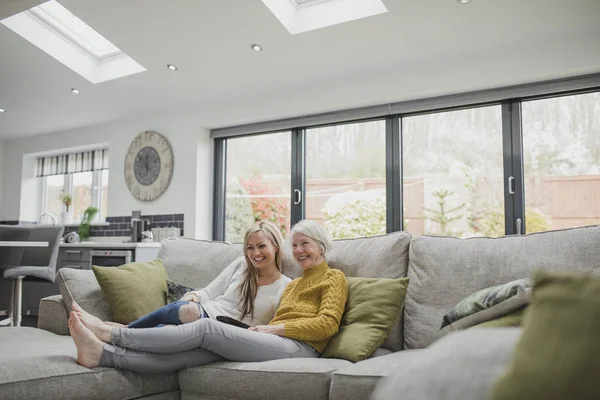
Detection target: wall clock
<box><xmin>124</xmin><ymin>130</ymin><xmax>174</xmax><ymax>202</ymax></box>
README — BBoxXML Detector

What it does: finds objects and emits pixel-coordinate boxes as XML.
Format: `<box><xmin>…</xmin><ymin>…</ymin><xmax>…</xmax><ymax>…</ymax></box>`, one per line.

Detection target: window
<box><xmin>212</xmin><ymin>76</ymin><xmax>600</xmax><ymax>241</ymax></box>
<box><xmin>1</xmin><ymin>1</ymin><xmax>146</xmax><ymax>84</ymax></box>
<box><xmin>305</xmin><ymin>120</ymin><xmax>386</xmax><ymax>239</ymax></box>
<box><xmin>522</xmin><ymin>92</ymin><xmax>600</xmax><ymax>231</ymax></box>
<box><xmin>38</xmin><ymin>149</ymin><xmax>108</xmax><ymax>224</ymax></box>
<box><xmin>225</xmin><ymin>132</ymin><xmax>291</xmax><ymax>242</ymax></box>
<box><xmin>402</xmin><ymin>106</ymin><xmax>504</xmax><ymax>237</ymax></box>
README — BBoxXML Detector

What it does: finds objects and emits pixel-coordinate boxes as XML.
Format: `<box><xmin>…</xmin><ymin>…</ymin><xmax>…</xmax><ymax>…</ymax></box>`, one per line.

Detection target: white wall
<box><xmin>1</xmin><ymin>111</ymin><xmax>213</xmax><ymax>239</ymax></box>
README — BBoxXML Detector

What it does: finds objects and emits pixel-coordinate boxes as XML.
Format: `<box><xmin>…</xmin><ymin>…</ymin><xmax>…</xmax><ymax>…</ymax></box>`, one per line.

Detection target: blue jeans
<box><xmin>128</xmin><ymin>301</ymin><xmax>206</xmax><ymax>329</ymax></box>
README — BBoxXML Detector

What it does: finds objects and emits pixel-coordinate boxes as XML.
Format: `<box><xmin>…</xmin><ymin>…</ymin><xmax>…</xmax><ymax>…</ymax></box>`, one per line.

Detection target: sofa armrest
<box><xmin>38</xmin><ymin>295</ymin><xmax>69</xmax><ymax>335</ymax></box>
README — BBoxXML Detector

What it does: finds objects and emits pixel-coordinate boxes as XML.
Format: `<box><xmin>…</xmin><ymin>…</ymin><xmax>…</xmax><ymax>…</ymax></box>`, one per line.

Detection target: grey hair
<box><xmin>289</xmin><ymin>220</ymin><xmax>334</xmax><ymax>256</ymax></box>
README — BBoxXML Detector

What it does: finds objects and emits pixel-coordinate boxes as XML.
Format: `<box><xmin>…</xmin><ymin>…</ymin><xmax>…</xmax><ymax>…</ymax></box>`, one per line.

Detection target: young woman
<box><xmin>69</xmin><ymin>220</ymin><xmax>349</xmax><ymax>374</ymax></box>
<box><xmin>108</xmin><ymin>219</ymin><xmax>291</xmax><ymax>329</ymax></box>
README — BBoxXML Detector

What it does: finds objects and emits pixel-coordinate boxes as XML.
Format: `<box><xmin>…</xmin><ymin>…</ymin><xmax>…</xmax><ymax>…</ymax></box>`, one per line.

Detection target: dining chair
<box><xmin>0</xmin><ymin>224</ymin><xmax>64</xmax><ymax>327</ymax></box>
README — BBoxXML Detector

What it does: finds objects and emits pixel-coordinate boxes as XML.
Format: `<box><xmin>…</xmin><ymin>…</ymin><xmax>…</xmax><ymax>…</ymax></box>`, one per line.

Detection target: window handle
<box><xmin>516</xmin><ymin>218</ymin><xmax>523</xmax><ymax>235</ymax></box>
<box><xmin>508</xmin><ymin>176</ymin><xmax>515</xmax><ymax>195</ymax></box>
<box><xmin>294</xmin><ymin>189</ymin><xmax>302</xmax><ymax>205</ymax></box>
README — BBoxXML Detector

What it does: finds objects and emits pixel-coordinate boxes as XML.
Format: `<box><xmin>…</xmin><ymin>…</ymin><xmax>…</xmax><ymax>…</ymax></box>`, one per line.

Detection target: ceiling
<box><xmin>0</xmin><ymin>0</ymin><xmax>599</xmax><ymax>139</ymax></box>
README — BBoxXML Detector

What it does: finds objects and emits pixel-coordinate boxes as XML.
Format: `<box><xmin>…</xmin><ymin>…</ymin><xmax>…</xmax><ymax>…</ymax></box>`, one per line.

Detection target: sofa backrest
<box><xmin>158</xmin><ymin>238</ymin><xmax>243</xmax><ymax>289</ymax></box>
<box><xmin>404</xmin><ymin>225</ymin><xmax>600</xmax><ymax>350</ymax></box>
<box><xmin>160</xmin><ymin>231</ymin><xmax>412</xmax><ymax>352</ymax></box>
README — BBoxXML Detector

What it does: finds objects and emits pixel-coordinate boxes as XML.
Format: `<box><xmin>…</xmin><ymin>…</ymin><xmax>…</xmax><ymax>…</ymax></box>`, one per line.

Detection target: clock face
<box><xmin>124</xmin><ymin>131</ymin><xmax>174</xmax><ymax>202</ymax></box>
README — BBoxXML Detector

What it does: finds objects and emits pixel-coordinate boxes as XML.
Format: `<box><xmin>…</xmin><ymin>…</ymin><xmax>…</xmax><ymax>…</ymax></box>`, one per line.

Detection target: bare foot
<box><xmin>69</xmin><ymin>311</ymin><xmax>103</xmax><ymax>368</ymax></box>
<box><xmin>72</xmin><ymin>302</ymin><xmax>112</xmax><ymax>342</ymax></box>
<box><xmin>105</xmin><ymin>321</ymin><xmax>126</xmax><ymax>328</ymax></box>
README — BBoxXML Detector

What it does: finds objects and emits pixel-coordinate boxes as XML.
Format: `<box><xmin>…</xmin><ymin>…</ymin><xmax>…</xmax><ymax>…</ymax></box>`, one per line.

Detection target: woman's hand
<box><xmin>248</xmin><ymin>324</ymin><xmax>285</xmax><ymax>336</ymax></box>
<box><xmin>180</xmin><ymin>293</ymin><xmax>198</xmax><ymax>302</ymax></box>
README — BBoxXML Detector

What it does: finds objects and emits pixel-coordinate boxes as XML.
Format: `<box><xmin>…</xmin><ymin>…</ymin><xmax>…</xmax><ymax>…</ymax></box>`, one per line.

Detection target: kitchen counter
<box><xmin>60</xmin><ymin>241</ymin><xmax>161</xmax><ymax>249</ymax></box>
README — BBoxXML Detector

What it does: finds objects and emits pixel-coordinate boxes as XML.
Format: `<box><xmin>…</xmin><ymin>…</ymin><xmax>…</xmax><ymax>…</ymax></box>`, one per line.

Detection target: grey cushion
<box><xmin>372</xmin><ymin>328</ymin><xmax>522</xmax><ymax>400</ymax></box>
<box><xmin>57</xmin><ymin>267</ymin><xmax>113</xmax><ymax>322</ymax></box>
<box><xmin>330</xmin><ymin>349</ymin><xmax>424</xmax><ymax>400</ymax></box>
<box><xmin>404</xmin><ymin>225</ymin><xmax>600</xmax><ymax>349</ymax></box>
<box><xmin>0</xmin><ymin>327</ymin><xmax>179</xmax><ymax>400</ymax></box>
<box><xmin>179</xmin><ymin>358</ymin><xmax>351</xmax><ymax>400</ymax></box>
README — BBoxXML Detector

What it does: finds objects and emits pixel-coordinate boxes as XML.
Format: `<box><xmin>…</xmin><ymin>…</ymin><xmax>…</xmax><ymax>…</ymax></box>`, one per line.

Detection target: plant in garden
<box><xmin>322</xmin><ymin>190</ymin><xmax>386</xmax><ymax>239</ymax></box>
<box><xmin>422</xmin><ymin>190</ymin><xmax>465</xmax><ymax>236</ymax></box>
<box><xmin>225</xmin><ymin>180</ymin><xmax>254</xmax><ymax>243</ymax></box>
<box><xmin>239</xmin><ymin>174</ymin><xmax>290</xmax><ymax>236</ymax></box>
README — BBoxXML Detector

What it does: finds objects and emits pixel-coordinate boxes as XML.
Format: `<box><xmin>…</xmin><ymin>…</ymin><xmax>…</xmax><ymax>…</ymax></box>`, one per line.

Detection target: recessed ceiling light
<box><xmin>457</xmin><ymin>0</ymin><xmax>471</xmax><ymax>3</ymax></box>
<box><xmin>167</xmin><ymin>64</ymin><xmax>178</xmax><ymax>71</ymax></box>
<box><xmin>251</xmin><ymin>44</ymin><xmax>262</xmax><ymax>52</ymax></box>
<box><xmin>71</xmin><ymin>88</ymin><xmax>80</xmax><ymax>94</ymax></box>
<box><xmin>0</xmin><ymin>108</ymin><xmax>5</xmax><ymax>113</ymax></box>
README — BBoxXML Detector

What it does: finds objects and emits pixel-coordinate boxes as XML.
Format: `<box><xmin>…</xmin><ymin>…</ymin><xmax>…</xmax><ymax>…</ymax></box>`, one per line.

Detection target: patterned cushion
<box><xmin>441</xmin><ymin>278</ymin><xmax>532</xmax><ymax>330</ymax></box>
<box><xmin>167</xmin><ymin>279</ymin><xmax>196</xmax><ymax>304</ymax></box>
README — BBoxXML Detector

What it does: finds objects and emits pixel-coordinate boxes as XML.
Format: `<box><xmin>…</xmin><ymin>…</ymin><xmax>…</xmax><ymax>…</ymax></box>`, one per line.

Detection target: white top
<box><xmin>186</xmin><ymin>257</ymin><xmax>292</xmax><ymax>326</ymax></box>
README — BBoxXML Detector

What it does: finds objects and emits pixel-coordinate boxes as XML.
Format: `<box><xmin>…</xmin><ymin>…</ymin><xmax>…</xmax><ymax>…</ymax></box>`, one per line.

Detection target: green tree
<box><xmin>422</xmin><ymin>190</ymin><xmax>466</xmax><ymax>236</ymax></box>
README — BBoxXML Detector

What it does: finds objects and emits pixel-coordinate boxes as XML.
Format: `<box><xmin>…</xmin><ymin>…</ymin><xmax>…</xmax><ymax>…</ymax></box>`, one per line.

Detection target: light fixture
<box><xmin>457</xmin><ymin>0</ymin><xmax>471</xmax><ymax>3</ymax></box>
<box><xmin>0</xmin><ymin>108</ymin><xmax>5</xmax><ymax>113</ymax></box>
<box><xmin>250</xmin><ymin>44</ymin><xmax>262</xmax><ymax>52</ymax></box>
<box><xmin>167</xmin><ymin>64</ymin><xmax>178</xmax><ymax>71</ymax></box>
<box><xmin>71</xmin><ymin>88</ymin><xmax>80</xmax><ymax>94</ymax></box>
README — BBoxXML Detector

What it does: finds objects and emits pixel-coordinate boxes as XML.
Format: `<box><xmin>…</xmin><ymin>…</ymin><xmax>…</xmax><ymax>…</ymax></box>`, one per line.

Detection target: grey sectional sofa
<box><xmin>1</xmin><ymin>225</ymin><xmax>599</xmax><ymax>400</ymax></box>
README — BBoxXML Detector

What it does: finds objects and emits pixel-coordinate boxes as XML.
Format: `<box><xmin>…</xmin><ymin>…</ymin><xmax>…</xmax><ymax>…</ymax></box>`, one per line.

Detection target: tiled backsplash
<box><xmin>2</xmin><ymin>214</ymin><xmax>184</xmax><ymax>238</ymax></box>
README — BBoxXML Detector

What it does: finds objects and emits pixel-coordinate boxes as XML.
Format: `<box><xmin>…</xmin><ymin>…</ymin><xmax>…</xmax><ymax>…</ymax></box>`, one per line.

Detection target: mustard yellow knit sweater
<box><xmin>269</xmin><ymin>261</ymin><xmax>348</xmax><ymax>353</ymax></box>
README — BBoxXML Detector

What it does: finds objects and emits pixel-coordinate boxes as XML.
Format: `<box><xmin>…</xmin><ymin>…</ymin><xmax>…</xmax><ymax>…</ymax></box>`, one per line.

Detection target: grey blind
<box><xmin>36</xmin><ymin>149</ymin><xmax>108</xmax><ymax>177</ymax></box>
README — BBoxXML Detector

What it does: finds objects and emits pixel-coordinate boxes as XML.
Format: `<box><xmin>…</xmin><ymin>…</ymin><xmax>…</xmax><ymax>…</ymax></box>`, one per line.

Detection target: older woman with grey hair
<box><xmin>68</xmin><ymin>220</ymin><xmax>348</xmax><ymax>374</ymax></box>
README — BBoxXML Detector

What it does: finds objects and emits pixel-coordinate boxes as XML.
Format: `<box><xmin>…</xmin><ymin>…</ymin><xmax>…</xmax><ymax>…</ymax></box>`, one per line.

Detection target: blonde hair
<box><xmin>239</xmin><ymin>220</ymin><xmax>285</xmax><ymax>320</ymax></box>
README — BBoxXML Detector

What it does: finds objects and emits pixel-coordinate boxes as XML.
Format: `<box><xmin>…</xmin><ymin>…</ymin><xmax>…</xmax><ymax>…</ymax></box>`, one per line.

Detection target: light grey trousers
<box><xmin>99</xmin><ymin>318</ymin><xmax>319</xmax><ymax>373</ymax></box>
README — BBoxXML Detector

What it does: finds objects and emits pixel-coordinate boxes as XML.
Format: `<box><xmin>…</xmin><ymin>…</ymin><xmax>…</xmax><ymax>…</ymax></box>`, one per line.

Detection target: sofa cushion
<box><xmin>440</xmin><ymin>279</ymin><xmax>532</xmax><ymax>333</ymax></box>
<box><xmin>329</xmin><ymin>349</ymin><xmax>424</xmax><ymax>400</ymax></box>
<box><xmin>404</xmin><ymin>225</ymin><xmax>600</xmax><ymax>349</ymax></box>
<box><xmin>179</xmin><ymin>358</ymin><xmax>351</xmax><ymax>400</ymax></box>
<box><xmin>371</xmin><ymin>328</ymin><xmax>522</xmax><ymax>400</ymax></box>
<box><xmin>57</xmin><ymin>267</ymin><xmax>113</xmax><ymax>322</ymax></box>
<box><xmin>92</xmin><ymin>259</ymin><xmax>168</xmax><ymax>324</ymax></box>
<box><xmin>0</xmin><ymin>327</ymin><xmax>179</xmax><ymax>400</ymax></box>
<box><xmin>166</xmin><ymin>278</ymin><xmax>196</xmax><ymax>304</ymax></box>
<box><xmin>322</xmin><ymin>277</ymin><xmax>409</xmax><ymax>362</ymax></box>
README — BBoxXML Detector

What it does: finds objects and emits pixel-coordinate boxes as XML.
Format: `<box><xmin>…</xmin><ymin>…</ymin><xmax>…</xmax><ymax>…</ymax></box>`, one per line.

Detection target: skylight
<box><xmin>262</xmin><ymin>0</ymin><xmax>388</xmax><ymax>35</ymax></box>
<box><xmin>1</xmin><ymin>0</ymin><xmax>145</xmax><ymax>84</ymax></box>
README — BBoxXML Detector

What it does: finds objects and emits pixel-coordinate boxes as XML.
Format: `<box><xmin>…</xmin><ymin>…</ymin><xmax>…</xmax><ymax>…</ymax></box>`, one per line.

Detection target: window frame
<box><xmin>212</xmin><ymin>74</ymin><xmax>600</xmax><ymax>241</ymax></box>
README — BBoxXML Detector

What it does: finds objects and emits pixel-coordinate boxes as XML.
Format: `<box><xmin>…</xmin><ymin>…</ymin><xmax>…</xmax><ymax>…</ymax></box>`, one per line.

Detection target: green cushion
<box><xmin>492</xmin><ymin>269</ymin><xmax>600</xmax><ymax>400</ymax></box>
<box><xmin>321</xmin><ymin>277</ymin><xmax>409</xmax><ymax>363</ymax></box>
<box><xmin>92</xmin><ymin>259</ymin><xmax>168</xmax><ymax>324</ymax></box>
